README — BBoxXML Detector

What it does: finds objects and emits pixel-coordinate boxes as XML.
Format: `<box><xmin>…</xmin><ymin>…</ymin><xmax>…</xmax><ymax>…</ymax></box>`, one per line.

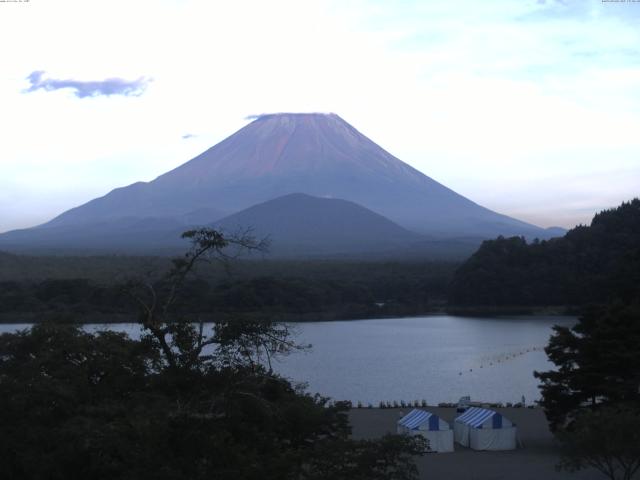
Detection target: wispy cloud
<box><xmin>24</xmin><ymin>71</ymin><xmax>151</xmax><ymax>98</ymax></box>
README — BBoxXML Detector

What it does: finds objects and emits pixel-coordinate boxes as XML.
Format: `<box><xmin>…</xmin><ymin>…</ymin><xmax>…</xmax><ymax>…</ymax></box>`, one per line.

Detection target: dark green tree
<box><xmin>0</xmin><ymin>323</ymin><xmax>159</xmax><ymax>480</ymax></box>
<box><xmin>556</xmin><ymin>405</ymin><xmax>640</xmax><ymax>480</ymax></box>
<box><xmin>450</xmin><ymin>198</ymin><xmax>640</xmax><ymax>308</ymax></box>
<box><xmin>535</xmin><ymin>303</ymin><xmax>640</xmax><ymax>430</ymax></box>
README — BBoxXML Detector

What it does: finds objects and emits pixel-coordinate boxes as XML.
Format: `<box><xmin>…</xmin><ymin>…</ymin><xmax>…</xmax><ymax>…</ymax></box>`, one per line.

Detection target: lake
<box><xmin>0</xmin><ymin>315</ymin><xmax>574</xmax><ymax>405</ymax></box>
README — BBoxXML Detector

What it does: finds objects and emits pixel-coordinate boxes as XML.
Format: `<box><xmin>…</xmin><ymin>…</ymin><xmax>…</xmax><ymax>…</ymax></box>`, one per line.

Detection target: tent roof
<box><xmin>455</xmin><ymin>407</ymin><xmax>500</xmax><ymax>428</ymax></box>
<box><xmin>398</xmin><ymin>409</ymin><xmax>437</xmax><ymax>430</ymax></box>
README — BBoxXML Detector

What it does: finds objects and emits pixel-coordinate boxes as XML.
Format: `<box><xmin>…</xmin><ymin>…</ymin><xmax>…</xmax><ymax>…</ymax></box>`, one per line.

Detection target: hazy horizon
<box><xmin>2</xmin><ymin>0</ymin><xmax>639</xmax><ymax>233</ymax></box>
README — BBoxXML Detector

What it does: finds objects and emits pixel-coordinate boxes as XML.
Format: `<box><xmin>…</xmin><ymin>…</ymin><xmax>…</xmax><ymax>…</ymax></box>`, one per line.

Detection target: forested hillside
<box><xmin>450</xmin><ymin>199</ymin><xmax>640</xmax><ymax>307</ymax></box>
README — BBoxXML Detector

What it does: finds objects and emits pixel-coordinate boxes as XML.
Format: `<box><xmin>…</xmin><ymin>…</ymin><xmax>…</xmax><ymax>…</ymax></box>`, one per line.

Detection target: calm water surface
<box><xmin>274</xmin><ymin>315</ymin><xmax>575</xmax><ymax>405</ymax></box>
<box><xmin>0</xmin><ymin>315</ymin><xmax>574</xmax><ymax>405</ymax></box>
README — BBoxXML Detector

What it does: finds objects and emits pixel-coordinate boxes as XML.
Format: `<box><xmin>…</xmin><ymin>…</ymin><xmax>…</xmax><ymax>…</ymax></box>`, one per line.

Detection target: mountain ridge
<box><xmin>0</xmin><ymin>113</ymin><xmax>563</xmax><ymax>255</ymax></box>
<box><xmin>213</xmin><ymin>193</ymin><xmax>423</xmax><ymax>257</ymax></box>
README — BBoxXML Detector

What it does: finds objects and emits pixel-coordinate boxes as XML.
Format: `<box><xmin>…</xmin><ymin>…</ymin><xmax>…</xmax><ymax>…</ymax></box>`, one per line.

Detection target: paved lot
<box><xmin>349</xmin><ymin>407</ymin><xmax>603</xmax><ymax>480</ymax></box>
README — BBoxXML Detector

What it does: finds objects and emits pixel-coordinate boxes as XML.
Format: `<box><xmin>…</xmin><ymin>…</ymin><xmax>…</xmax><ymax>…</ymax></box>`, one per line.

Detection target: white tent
<box><xmin>453</xmin><ymin>407</ymin><xmax>517</xmax><ymax>451</ymax></box>
<box><xmin>396</xmin><ymin>409</ymin><xmax>454</xmax><ymax>453</ymax></box>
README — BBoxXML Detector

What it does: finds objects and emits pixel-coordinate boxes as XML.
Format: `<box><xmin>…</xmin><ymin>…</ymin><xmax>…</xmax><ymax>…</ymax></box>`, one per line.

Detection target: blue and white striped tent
<box><xmin>455</xmin><ymin>407</ymin><xmax>507</xmax><ymax>429</ymax></box>
<box><xmin>397</xmin><ymin>409</ymin><xmax>453</xmax><ymax>453</ymax></box>
<box><xmin>453</xmin><ymin>407</ymin><xmax>516</xmax><ymax>450</ymax></box>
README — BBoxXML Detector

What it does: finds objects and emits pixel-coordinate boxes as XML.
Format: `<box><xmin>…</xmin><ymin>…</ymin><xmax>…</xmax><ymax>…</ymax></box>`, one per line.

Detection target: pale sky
<box><xmin>1</xmin><ymin>0</ymin><xmax>639</xmax><ymax>233</ymax></box>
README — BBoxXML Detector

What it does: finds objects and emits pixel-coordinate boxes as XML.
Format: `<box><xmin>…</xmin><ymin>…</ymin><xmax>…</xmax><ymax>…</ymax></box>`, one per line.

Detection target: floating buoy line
<box><xmin>457</xmin><ymin>345</ymin><xmax>545</xmax><ymax>376</ymax></box>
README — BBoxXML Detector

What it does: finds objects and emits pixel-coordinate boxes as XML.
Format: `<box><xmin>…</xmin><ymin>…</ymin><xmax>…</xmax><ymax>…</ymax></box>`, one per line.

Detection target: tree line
<box><xmin>450</xmin><ymin>199</ymin><xmax>640</xmax><ymax>307</ymax></box>
<box><xmin>0</xmin><ymin>263</ymin><xmax>454</xmax><ymax>322</ymax></box>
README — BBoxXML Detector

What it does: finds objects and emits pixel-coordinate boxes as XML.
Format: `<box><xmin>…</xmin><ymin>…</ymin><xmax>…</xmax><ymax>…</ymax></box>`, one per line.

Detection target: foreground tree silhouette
<box><xmin>534</xmin><ymin>303</ymin><xmax>640</xmax><ymax>430</ymax></box>
<box><xmin>125</xmin><ymin>228</ymin><xmax>285</xmax><ymax>371</ymax></box>
<box><xmin>556</xmin><ymin>405</ymin><xmax>640</xmax><ymax>480</ymax></box>
<box><xmin>536</xmin><ymin>303</ymin><xmax>640</xmax><ymax>480</ymax></box>
<box><xmin>0</xmin><ymin>228</ymin><xmax>425</xmax><ymax>480</ymax></box>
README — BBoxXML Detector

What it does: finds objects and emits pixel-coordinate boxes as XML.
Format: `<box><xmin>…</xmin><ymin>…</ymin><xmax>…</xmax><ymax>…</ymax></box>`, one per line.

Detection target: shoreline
<box><xmin>443</xmin><ymin>305</ymin><xmax>580</xmax><ymax>317</ymax></box>
<box><xmin>0</xmin><ymin>307</ymin><xmax>579</xmax><ymax>325</ymax></box>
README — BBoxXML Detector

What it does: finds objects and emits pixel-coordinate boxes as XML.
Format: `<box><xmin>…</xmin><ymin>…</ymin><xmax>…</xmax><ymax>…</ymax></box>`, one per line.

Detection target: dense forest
<box><xmin>450</xmin><ymin>199</ymin><xmax>640</xmax><ymax>307</ymax></box>
<box><xmin>0</xmin><ymin>258</ymin><xmax>455</xmax><ymax>323</ymax></box>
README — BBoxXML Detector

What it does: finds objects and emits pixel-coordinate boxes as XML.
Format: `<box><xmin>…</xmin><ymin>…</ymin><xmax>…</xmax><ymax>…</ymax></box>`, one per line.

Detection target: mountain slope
<box><xmin>0</xmin><ymin>217</ymin><xmax>188</xmax><ymax>254</ymax></box>
<box><xmin>38</xmin><ymin>113</ymin><xmax>551</xmax><ymax>238</ymax></box>
<box><xmin>214</xmin><ymin>193</ymin><xmax>423</xmax><ymax>256</ymax></box>
<box><xmin>0</xmin><ymin>113</ymin><xmax>560</xmax><ymax>254</ymax></box>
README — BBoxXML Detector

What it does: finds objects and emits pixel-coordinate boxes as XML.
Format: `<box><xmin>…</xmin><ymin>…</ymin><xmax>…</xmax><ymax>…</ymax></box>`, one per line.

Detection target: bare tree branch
<box><xmin>123</xmin><ymin>227</ymin><xmax>280</xmax><ymax>371</ymax></box>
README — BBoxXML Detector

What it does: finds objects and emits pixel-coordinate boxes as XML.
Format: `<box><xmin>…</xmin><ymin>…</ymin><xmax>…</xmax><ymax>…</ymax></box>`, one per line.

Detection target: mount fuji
<box><xmin>0</xmin><ymin>113</ymin><xmax>560</xmax><ymax>256</ymax></box>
